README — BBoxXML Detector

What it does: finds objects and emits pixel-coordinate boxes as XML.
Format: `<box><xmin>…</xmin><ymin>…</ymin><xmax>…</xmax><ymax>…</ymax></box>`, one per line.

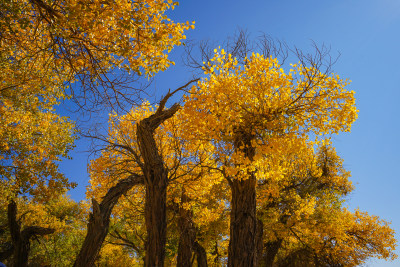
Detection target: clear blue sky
<box><xmin>61</xmin><ymin>1</ymin><xmax>400</xmax><ymax>265</ymax></box>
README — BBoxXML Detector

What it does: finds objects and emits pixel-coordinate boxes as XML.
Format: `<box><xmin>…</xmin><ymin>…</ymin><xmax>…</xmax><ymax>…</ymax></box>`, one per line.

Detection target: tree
<box><xmin>86</xmin><ymin>89</ymin><xmax>191</xmax><ymax>265</ymax></box>
<box><xmin>3</xmin><ymin>2</ymin><xmax>397</xmax><ymax>265</ymax></box>
<box><xmin>182</xmin><ymin>48</ymin><xmax>358</xmax><ymax>266</ymax></box>
<box><xmin>1</xmin><ymin>0</ymin><xmax>193</xmax><ymax>264</ymax></box>
<box><xmin>271</xmin><ymin>207</ymin><xmax>397</xmax><ymax>267</ymax></box>
<box><xmin>74</xmin><ymin>174</ymin><xmax>144</xmax><ymax>267</ymax></box>
<box><xmin>0</xmin><ymin>0</ymin><xmax>193</xmax><ymax>197</ymax></box>
<box><xmin>87</xmin><ymin>87</ymin><xmax>231</xmax><ymax>265</ymax></box>
<box><xmin>83</xmin><ymin>46</ymin><xmax>396</xmax><ymax>266</ymax></box>
<box><xmin>5</xmin><ymin>200</ymin><xmax>53</xmax><ymax>267</ymax></box>
<box><xmin>1</xmin><ymin>0</ymin><xmax>193</xmax><ymax>110</ymax></box>
<box><xmin>0</xmin><ymin>190</ymin><xmax>87</xmax><ymax>266</ymax></box>
<box><xmin>256</xmin><ymin>143</ymin><xmax>396</xmax><ymax>266</ymax></box>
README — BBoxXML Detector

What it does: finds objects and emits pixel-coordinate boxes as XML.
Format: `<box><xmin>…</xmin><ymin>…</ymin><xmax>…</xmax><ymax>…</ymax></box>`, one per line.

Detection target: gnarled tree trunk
<box><xmin>74</xmin><ymin>174</ymin><xmax>143</xmax><ymax>267</ymax></box>
<box><xmin>136</xmin><ymin>95</ymin><xmax>180</xmax><ymax>267</ymax></box>
<box><xmin>7</xmin><ymin>200</ymin><xmax>54</xmax><ymax>267</ymax></box>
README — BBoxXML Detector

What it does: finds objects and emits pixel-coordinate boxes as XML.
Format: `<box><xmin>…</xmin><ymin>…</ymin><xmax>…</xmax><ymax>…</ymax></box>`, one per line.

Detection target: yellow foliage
<box><xmin>182</xmin><ymin>50</ymin><xmax>358</xmax><ymax>187</ymax></box>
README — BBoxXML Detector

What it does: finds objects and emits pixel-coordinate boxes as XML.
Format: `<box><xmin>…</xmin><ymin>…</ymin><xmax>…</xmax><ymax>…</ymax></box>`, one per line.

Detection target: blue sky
<box><xmin>61</xmin><ymin>1</ymin><xmax>400</xmax><ymax>265</ymax></box>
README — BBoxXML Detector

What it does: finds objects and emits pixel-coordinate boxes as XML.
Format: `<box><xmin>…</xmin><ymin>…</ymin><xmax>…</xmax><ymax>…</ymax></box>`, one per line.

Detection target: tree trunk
<box><xmin>143</xmin><ymin>177</ymin><xmax>167</xmax><ymax>267</ymax></box>
<box><xmin>175</xmin><ymin>192</ymin><xmax>208</xmax><ymax>267</ymax></box>
<box><xmin>228</xmin><ymin>127</ymin><xmax>257</xmax><ymax>266</ymax></box>
<box><xmin>7</xmin><ymin>200</ymin><xmax>54</xmax><ymax>267</ymax></box>
<box><xmin>136</xmin><ymin>98</ymin><xmax>180</xmax><ymax>267</ymax></box>
<box><xmin>228</xmin><ymin>176</ymin><xmax>257</xmax><ymax>266</ymax></box>
<box><xmin>74</xmin><ymin>175</ymin><xmax>143</xmax><ymax>267</ymax></box>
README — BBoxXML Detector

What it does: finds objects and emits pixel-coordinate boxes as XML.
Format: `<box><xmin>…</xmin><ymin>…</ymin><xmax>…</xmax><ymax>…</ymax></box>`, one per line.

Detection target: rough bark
<box><xmin>142</xmin><ymin>174</ymin><xmax>167</xmax><ymax>267</ymax></box>
<box><xmin>73</xmin><ymin>174</ymin><xmax>144</xmax><ymax>267</ymax></box>
<box><xmin>7</xmin><ymin>200</ymin><xmax>54</xmax><ymax>267</ymax></box>
<box><xmin>228</xmin><ymin>127</ymin><xmax>258</xmax><ymax>266</ymax></box>
<box><xmin>228</xmin><ymin>176</ymin><xmax>257</xmax><ymax>266</ymax></box>
<box><xmin>136</xmin><ymin>93</ymin><xmax>180</xmax><ymax>267</ymax></box>
<box><xmin>194</xmin><ymin>241</ymin><xmax>208</xmax><ymax>267</ymax></box>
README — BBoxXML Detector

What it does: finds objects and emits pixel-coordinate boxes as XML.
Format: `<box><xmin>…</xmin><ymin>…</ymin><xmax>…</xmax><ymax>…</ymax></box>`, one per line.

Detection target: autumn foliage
<box><xmin>0</xmin><ymin>0</ymin><xmax>397</xmax><ymax>266</ymax></box>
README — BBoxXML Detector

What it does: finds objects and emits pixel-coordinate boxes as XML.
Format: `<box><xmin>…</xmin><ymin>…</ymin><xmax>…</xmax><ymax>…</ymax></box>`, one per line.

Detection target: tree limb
<box><xmin>74</xmin><ymin>174</ymin><xmax>144</xmax><ymax>267</ymax></box>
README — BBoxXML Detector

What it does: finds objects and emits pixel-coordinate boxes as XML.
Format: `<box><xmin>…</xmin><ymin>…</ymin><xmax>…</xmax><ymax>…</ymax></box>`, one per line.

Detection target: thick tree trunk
<box><xmin>143</xmin><ymin>179</ymin><xmax>167</xmax><ymax>267</ymax></box>
<box><xmin>136</xmin><ymin>97</ymin><xmax>180</xmax><ymax>267</ymax></box>
<box><xmin>177</xmin><ymin>229</ymin><xmax>194</xmax><ymax>266</ymax></box>
<box><xmin>74</xmin><ymin>175</ymin><xmax>143</xmax><ymax>267</ymax></box>
<box><xmin>228</xmin><ymin>176</ymin><xmax>257</xmax><ymax>266</ymax></box>
<box><xmin>228</xmin><ymin>127</ymin><xmax>258</xmax><ymax>266</ymax></box>
<box><xmin>7</xmin><ymin>200</ymin><xmax>54</xmax><ymax>267</ymax></box>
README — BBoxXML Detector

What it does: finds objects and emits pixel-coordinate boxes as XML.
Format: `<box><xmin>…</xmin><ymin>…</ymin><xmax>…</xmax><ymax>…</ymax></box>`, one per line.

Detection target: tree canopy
<box><xmin>0</xmin><ymin>1</ymin><xmax>397</xmax><ymax>266</ymax></box>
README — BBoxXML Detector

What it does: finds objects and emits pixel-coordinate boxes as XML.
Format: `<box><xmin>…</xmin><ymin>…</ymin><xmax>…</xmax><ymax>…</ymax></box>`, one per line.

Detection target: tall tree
<box><xmin>1</xmin><ymin>1</ymin><xmax>193</xmax><ymax>264</ymax></box>
<box><xmin>74</xmin><ymin>174</ymin><xmax>144</xmax><ymax>267</ymax></box>
<box><xmin>87</xmin><ymin>86</ymin><xmax>229</xmax><ymax>265</ymax></box>
<box><xmin>86</xmin><ymin>89</ymin><xmax>190</xmax><ymax>266</ymax></box>
<box><xmin>182</xmin><ymin>48</ymin><xmax>358</xmax><ymax>266</ymax></box>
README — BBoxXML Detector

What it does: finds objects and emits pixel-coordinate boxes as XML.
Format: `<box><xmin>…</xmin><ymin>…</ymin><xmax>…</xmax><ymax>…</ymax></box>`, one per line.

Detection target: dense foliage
<box><xmin>0</xmin><ymin>0</ymin><xmax>396</xmax><ymax>266</ymax></box>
